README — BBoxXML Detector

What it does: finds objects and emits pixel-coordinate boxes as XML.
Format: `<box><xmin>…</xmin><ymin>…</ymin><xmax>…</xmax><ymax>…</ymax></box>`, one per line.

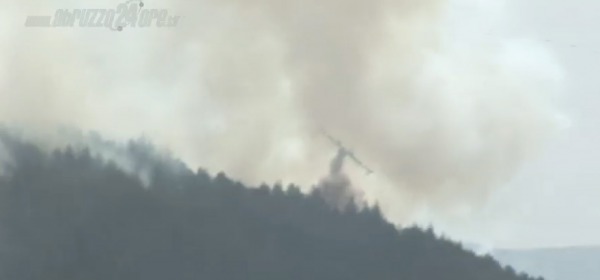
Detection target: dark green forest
<box><xmin>0</xmin><ymin>131</ymin><xmax>542</xmax><ymax>280</ymax></box>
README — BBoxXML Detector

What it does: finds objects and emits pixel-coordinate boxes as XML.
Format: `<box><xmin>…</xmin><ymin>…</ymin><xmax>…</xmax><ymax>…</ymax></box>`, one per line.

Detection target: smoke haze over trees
<box><xmin>0</xmin><ymin>131</ymin><xmax>542</xmax><ymax>280</ymax></box>
<box><xmin>0</xmin><ymin>0</ymin><xmax>566</xmax><ymax>226</ymax></box>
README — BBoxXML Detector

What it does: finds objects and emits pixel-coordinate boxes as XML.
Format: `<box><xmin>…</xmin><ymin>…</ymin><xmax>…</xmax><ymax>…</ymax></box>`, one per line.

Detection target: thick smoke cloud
<box><xmin>317</xmin><ymin>148</ymin><xmax>364</xmax><ymax>210</ymax></box>
<box><xmin>0</xmin><ymin>0</ymin><xmax>564</xmax><ymax>221</ymax></box>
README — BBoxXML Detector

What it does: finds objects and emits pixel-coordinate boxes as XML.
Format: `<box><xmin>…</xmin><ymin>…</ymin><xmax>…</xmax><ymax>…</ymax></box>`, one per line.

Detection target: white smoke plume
<box><xmin>0</xmin><ymin>0</ymin><xmax>564</xmax><ymax>222</ymax></box>
<box><xmin>317</xmin><ymin>147</ymin><xmax>366</xmax><ymax>211</ymax></box>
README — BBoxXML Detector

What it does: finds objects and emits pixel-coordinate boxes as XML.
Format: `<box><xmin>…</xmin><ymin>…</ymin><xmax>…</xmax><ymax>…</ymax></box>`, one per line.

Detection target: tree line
<box><xmin>0</xmin><ymin>131</ymin><xmax>542</xmax><ymax>280</ymax></box>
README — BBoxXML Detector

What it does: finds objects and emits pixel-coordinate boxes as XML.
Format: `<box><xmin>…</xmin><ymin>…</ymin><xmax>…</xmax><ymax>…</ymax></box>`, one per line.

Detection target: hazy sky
<box><xmin>0</xmin><ymin>0</ymin><xmax>598</xmax><ymax>250</ymax></box>
<box><xmin>462</xmin><ymin>0</ymin><xmax>600</xmax><ymax>249</ymax></box>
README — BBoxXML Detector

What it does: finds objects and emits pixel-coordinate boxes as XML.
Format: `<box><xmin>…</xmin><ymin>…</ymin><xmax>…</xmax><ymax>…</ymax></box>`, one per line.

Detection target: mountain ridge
<box><xmin>0</xmin><ymin>131</ymin><xmax>543</xmax><ymax>280</ymax></box>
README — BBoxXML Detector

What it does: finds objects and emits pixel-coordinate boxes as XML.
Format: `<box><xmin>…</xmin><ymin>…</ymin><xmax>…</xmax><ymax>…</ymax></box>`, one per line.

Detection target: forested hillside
<box><xmin>0</xmin><ymin>132</ymin><xmax>542</xmax><ymax>280</ymax></box>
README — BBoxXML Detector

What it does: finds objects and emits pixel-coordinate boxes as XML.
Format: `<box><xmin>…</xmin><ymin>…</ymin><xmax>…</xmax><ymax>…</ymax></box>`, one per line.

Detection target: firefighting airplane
<box><xmin>321</xmin><ymin>131</ymin><xmax>374</xmax><ymax>175</ymax></box>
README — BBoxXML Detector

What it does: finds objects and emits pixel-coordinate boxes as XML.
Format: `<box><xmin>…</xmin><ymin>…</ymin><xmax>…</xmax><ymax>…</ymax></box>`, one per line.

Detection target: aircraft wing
<box><xmin>321</xmin><ymin>130</ymin><xmax>343</xmax><ymax>149</ymax></box>
<box><xmin>348</xmin><ymin>152</ymin><xmax>374</xmax><ymax>175</ymax></box>
<box><xmin>321</xmin><ymin>129</ymin><xmax>374</xmax><ymax>175</ymax></box>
